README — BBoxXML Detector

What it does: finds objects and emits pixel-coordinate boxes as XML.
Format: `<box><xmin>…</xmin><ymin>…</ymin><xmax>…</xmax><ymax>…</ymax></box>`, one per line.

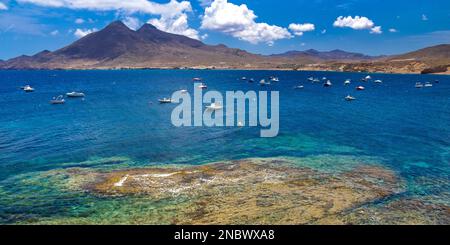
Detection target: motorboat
<box><xmin>206</xmin><ymin>102</ymin><xmax>223</xmax><ymax>110</ymax></box>
<box><xmin>198</xmin><ymin>83</ymin><xmax>208</xmax><ymax>89</ymax></box>
<box><xmin>270</xmin><ymin>76</ymin><xmax>280</xmax><ymax>82</ymax></box>
<box><xmin>294</xmin><ymin>85</ymin><xmax>304</xmax><ymax>89</ymax></box>
<box><xmin>260</xmin><ymin>79</ymin><xmax>267</xmax><ymax>86</ymax></box>
<box><xmin>374</xmin><ymin>80</ymin><xmax>383</xmax><ymax>83</ymax></box>
<box><xmin>158</xmin><ymin>98</ymin><xmax>173</xmax><ymax>103</ymax></box>
<box><xmin>415</xmin><ymin>82</ymin><xmax>424</xmax><ymax>88</ymax></box>
<box><xmin>424</xmin><ymin>82</ymin><xmax>433</xmax><ymax>87</ymax></box>
<box><xmin>344</xmin><ymin>79</ymin><xmax>351</xmax><ymax>85</ymax></box>
<box><xmin>241</xmin><ymin>77</ymin><xmax>247</xmax><ymax>81</ymax></box>
<box><xmin>322</xmin><ymin>77</ymin><xmax>327</xmax><ymax>81</ymax></box>
<box><xmin>323</xmin><ymin>80</ymin><xmax>332</xmax><ymax>87</ymax></box>
<box><xmin>50</xmin><ymin>95</ymin><xmax>65</xmax><ymax>104</ymax></box>
<box><xmin>307</xmin><ymin>77</ymin><xmax>314</xmax><ymax>81</ymax></box>
<box><xmin>66</xmin><ymin>92</ymin><xmax>85</xmax><ymax>98</ymax></box>
<box><xmin>345</xmin><ymin>95</ymin><xmax>356</xmax><ymax>101</ymax></box>
<box><xmin>361</xmin><ymin>75</ymin><xmax>372</xmax><ymax>82</ymax></box>
<box><xmin>23</xmin><ymin>85</ymin><xmax>35</xmax><ymax>92</ymax></box>
<box><xmin>356</xmin><ymin>86</ymin><xmax>365</xmax><ymax>91</ymax></box>
<box><xmin>312</xmin><ymin>78</ymin><xmax>320</xmax><ymax>83</ymax></box>
<box><xmin>192</xmin><ymin>77</ymin><xmax>202</xmax><ymax>82</ymax></box>
<box><xmin>249</xmin><ymin>78</ymin><xmax>255</xmax><ymax>83</ymax></box>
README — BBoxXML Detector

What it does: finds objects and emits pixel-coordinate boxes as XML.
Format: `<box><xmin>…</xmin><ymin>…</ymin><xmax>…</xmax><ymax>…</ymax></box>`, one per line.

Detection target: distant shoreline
<box><xmin>0</xmin><ymin>67</ymin><xmax>449</xmax><ymax>75</ymax></box>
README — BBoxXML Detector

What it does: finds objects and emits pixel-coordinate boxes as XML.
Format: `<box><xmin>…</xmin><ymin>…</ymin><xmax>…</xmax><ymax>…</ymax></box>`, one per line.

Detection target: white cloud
<box><xmin>74</xmin><ymin>28</ymin><xmax>97</xmax><ymax>38</ymax></box>
<box><xmin>50</xmin><ymin>30</ymin><xmax>59</xmax><ymax>36</ymax></box>
<box><xmin>333</xmin><ymin>16</ymin><xmax>374</xmax><ymax>30</ymax></box>
<box><xmin>122</xmin><ymin>16</ymin><xmax>141</xmax><ymax>31</ymax></box>
<box><xmin>288</xmin><ymin>23</ymin><xmax>315</xmax><ymax>36</ymax></box>
<box><xmin>149</xmin><ymin>13</ymin><xmax>199</xmax><ymax>39</ymax></box>
<box><xmin>75</xmin><ymin>18</ymin><xmax>84</xmax><ymax>24</ymax></box>
<box><xmin>389</xmin><ymin>28</ymin><xmax>398</xmax><ymax>33</ymax></box>
<box><xmin>333</xmin><ymin>16</ymin><xmax>382</xmax><ymax>34</ymax></box>
<box><xmin>0</xmin><ymin>2</ymin><xmax>7</xmax><ymax>10</ymax></box>
<box><xmin>17</xmin><ymin>0</ymin><xmax>199</xmax><ymax>39</ymax></box>
<box><xmin>201</xmin><ymin>33</ymin><xmax>208</xmax><ymax>40</ymax></box>
<box><xmin>198</xmin><ymin>0</ymin><xmax>213</xmax><ymax>8</ymax></box>
<box><xmin>422</xmin><ymin>14</ymin><xmax>428</xmax><ymax>21</ymax></box>
<box><xmin>370</xmin><ymin>26</ymin><xmax>382</xmax><ymax>34</ymax></box>
<box><xmin>200</xmin><ymin>0</ymin><xmax>292</xmax><ymax>45</ymax></box>
<box><xmin>321</xmin><ymin>29</ymin><xmax>327</xmax><ymax>34</ymax></box>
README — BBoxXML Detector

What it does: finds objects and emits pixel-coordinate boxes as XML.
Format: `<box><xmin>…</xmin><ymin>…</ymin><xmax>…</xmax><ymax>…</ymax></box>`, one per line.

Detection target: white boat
<box><xmin>192</xmin><ymin>77</ymin><xmax>202</xmax><ymax>82</ymax></box>
<box><xmin>294</xmin><ymin>85</ymin><xmax>304</xmax><ymax>89</ymax></box>
<box><xmin>415</xmin><ymin>82</ymin><xmax>424</xmax><ymax>88</ymax></box>
<box><xmin>322</xmin><ymin>77</ymin><xmax>327</xmax><ymax>81</ymax></box>
<box><xmin>307</xmin><ymin>77</ymin><xmax>314</xmax><ymax>81</ymax></box>
<box><xmin>241</xmin><ymin>77</ymin><xmax>247</xmax><ymax>80</ymax></box>
<box><xmin>23</xmin><ymin>85</ymin><xmax>35</xmax><ymax>92</ymax></box>
<box><xmin>270</xmin><ymin>76</ymin><xmax>280</xmax><ymax>82</ymax></box>
<box><xmin>424</xmin><ymin>82</ymin><xmax>433</xmax><ymax>87</ymax></box>
<box><xmin>66</xmin><ymin>92</ymin><xmax>85</xmax><ymax>98</ymax></box>
<box><xmin>249</xmin><ymin>78</ymin><xmax>255</xmax><ymax>83</ymax></box>
<box><xmin>180</xmin><ymin>89</ymin><xmax>188</xmax><ymax>94</ymax></box>
<box><xmin>50</xmin><ymin>95</ymin><xmax>65</xmax><ymax>104</ymax></box>
<box><xmin>361</xmin><ymin>75</ymin><xmax>372</xmax><ymax>82</ymax></box>
<box><xmin>312</xmin><ymin>78</ymin><xmax>320</xmax><ymax>83</ymax></box>
<box><xmin>206</xmin><ymin>102</ymin><xmax>223</xmax><ymax>110</ymax></box>
<box><xmin>356</xmin><ymin>86</ymin><xmax>365</xmax><ymax>91</ymax></box>
<box><xmin>198</xmin><ymin>83</ymin><xmax>208</xmax><ymax>89</ymax></box>
<box><xmin>323</xmin><ymin>80</ymin><xmax>332</xmax><ymax>87</ymax></box>
<box><xmin>158</xmin><ymin>98</ymin><xmax>173</xmax><ymax>103</ymax></box>
<box><xmin>344</xmin><ymin>79</ymin><xmax>351</xmax><ymax>85</ymax></box>
<box><xmin>374</xmin><ymin>80</ymin><xmax>383</xmax><ymax>83</ymax></box>
<box><xmin>260</xmin><ymin>79</ymin><xmax>267</xmax><ymax>86</ymax></box>
<box><xmin>345</xmin><ymin>95</ymin><xmax>356</xmax><ymax>101</ymax></box>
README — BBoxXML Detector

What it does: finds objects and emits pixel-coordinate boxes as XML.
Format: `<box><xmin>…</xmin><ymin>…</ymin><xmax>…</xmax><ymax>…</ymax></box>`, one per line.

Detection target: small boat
<box><xmin>294</xmin><ymin>85</ymin><xmax>304</xmax><ymax>89</ymax></box>
<box><xmin>374</xmin><ymin>80</ymin><xmax>383</xmax><ymax>83</ymax></box>
<box><xmin>356</xmin><ymin>86</ymin><xmax>365</xmax><ymax>91</ymax></box>
<box><xmin>361</xmin><ymin>75</ymin><xmax>372</xmax><ymax>82</ymax></box>
<box><xmin>249</xmin><ymin>78</ymin><xmax>255</xmax><ymax>83</ymax></box>
<box><xmin>192</xmin><ymin>77</ymin><xmax>202</xmax><ymax>82</ymax></box>
<box><xmin>312</xmin><ymin>78</ymin><xmax>320</xmax><ymax>83</ymax></box>
<box><xmin>260</xmin><ymin>79</ymin><xmax>267</xmax><ymax>86</ymax></box>
<box><xmin>241</xmin><ymin>77</ymin><xmax>247</xmax><ymax>81</ymax></box>
<box><xmin>345</xmin><ymin>95</ymin><xmax>356</xmax><ymax>101</ymax></box>
<box><xmin>270</xmin><ymin>76</ymin><xmax>280</xmax><ymax>82</ymax></box>
<box><xmin>23</xmin><ymin>85</ymin><xmax>35</xmax><ymax>92</ymax></box>
<box><xmin>344</xmin><ymin>79</ymin><xmax>351</xmax><ymax>85</ymax></box>
<box><xmin>206</xmin><ymin>102</ymin><xmax>223</xmax><ymax>110</ymax></box>
<box><xmin>180</xmin><ymin>89</ymin><xmax>188</xmax><ymax>94</ymax></box>
<box><xmin>158</xmin><ymin>98</ymin><xmax>173</xmax><ymax>103</ymax></box>
<box><xmin>424</xmin><ymin>82</ymin><xmax>433</xmax><ymax>87</ymax></box>
<box><xmin>415</xmin><ymin>82</ymin><xmax>424</xmax><ymax>88</ymax></box>
<box><xmin>323</xmin><ymin>80</ymin><xmax>332</xmax><ymax>87</ymax></box>
<box><xmin>66</xmin><ymin>92</ymin><xmax>85</xmax><ymax>98</ymax></box>
<box><xmin>307</xmin><ymin>77</ymin><xmax>314</xmax><ymax>81</ymax></box>
<box><xmin>322</xmin><ymin>77</ymin><xmax>327</xmax><ymax>81</ymax></box>
<box><xmin>198</xmin><ymin>83</ymin><xmax>208</xmax><ymax>89</ymax></box>
<box><xmin>50</xmin><ymin>95</ymin><xmax>65</xmax><ymax>104</ymax></box>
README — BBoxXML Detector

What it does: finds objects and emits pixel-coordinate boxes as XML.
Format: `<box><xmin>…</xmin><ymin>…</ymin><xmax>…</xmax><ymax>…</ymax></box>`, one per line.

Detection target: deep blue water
<box><xmin>0</xmin><ymin>70</ymin><xmax>449</xmax><ymax>223</ymax></box>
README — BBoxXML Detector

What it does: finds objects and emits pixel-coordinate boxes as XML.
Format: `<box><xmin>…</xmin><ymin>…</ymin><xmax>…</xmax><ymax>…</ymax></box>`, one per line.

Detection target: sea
<box><xmin>0</xmin><ymin>69</ymin><xmax>449</xmax><ymax>224</ymax></box>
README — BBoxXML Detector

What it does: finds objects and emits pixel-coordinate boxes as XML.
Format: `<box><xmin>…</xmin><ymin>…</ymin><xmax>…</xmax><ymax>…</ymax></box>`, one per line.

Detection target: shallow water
<box><xmin>0</xmin><ymin>70</ymin><xmax>449</xmax><ymax>224</ymax></box>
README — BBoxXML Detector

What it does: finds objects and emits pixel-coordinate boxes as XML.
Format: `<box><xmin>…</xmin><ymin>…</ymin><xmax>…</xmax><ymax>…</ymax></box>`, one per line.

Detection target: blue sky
<box><xmin>0</xmin><ymin>0</ymin><xmax>449</xmax><ymax>60</ymax></box>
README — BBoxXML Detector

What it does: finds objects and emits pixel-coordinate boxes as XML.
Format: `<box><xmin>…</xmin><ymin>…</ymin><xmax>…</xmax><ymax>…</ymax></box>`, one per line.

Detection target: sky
<box><xmin>0</xmin><ymin>0</ymin><xmax>449</xmax><ymax>60</ymax></box>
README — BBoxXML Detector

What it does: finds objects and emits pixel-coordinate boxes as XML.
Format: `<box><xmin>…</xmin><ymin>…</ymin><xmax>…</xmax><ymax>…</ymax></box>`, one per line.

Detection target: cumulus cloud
<box><xmin>288</xmin><ymin>23</ymin><xmax>315</xmax><ymax>36</ymax></box>
<box><xmin>122</xmin><ymin>16</ymin><xmax>141</xmax><ymax>31</ymax></box>
<box><xmin>370</xmin><ymin>26</ymin><xmax>382</xmax><ymax>34</ymax></box>
<box><xmin>389</xmin><ymin>28</ymin><xmax>398</xmax><ymax>33</ymax></box>
<box><xmin>200</xmin><ymin>0</ymin><xmax>292</xmax><ymax>45</ymax></box>
<box><xmin>74</xmin><ymin>28</ymin><xmax>98</xmax><ymax>38</ymax></box>
<box><xmin>50</xmin><ymin>30</ymin><xmax>59</xmax><ymax>36</ymax></box>
<box><xmin>333</xmin><ymin>16</ymin><xmax>382</xmax><ymax>34</ymax></box>
<box><xmin>75</xmin><ymin>18</ymin><xmax>84</xmax><ymax>24</ymax></box>
<box><xmin>0</xmin><ymin>2</ymin><xmax>7</xmax><ymax>10</ymax></box>
<box><xmin>17</xmin><ymin>0</ymin><xmax>199</xmax><ymax>39</ymax></box>
<box><xmin>422</xmin><ymin>14</ymin><xmax>428</xmax><ymax>21</ymax></box>
<box><xmin>198</xmin><ymin>0</ymin><xmax>213</xmax><ymax>8</ymax></box>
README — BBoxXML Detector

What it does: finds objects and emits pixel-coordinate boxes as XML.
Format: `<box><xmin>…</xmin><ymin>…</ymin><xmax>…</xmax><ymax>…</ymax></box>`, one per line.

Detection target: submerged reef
<box><xmin>3</xmin><ymin>157</ymin><xmax>449</xmax><ymax>224</ymax></box>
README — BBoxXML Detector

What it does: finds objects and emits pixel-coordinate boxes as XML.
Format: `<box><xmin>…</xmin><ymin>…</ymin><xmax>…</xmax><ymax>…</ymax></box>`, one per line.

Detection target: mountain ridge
<box><xmin>0</xmin><ymin>21</ymin><xmax>448</xmax><ymax>74</ymax></box>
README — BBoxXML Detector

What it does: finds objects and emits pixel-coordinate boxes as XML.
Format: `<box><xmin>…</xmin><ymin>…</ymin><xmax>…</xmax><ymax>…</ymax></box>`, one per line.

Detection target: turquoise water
<box><xmin>0</xmin><ymin>70</ymin><xmax>449</xmax><ymax>223</ymax></box>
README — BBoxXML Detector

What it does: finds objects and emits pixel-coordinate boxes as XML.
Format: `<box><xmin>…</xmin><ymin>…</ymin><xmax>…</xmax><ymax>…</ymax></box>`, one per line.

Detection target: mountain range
<box><xmin>0</xmin><ymin>20</ymin><xmax>449</xmax><ymax>74</ymax></box>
